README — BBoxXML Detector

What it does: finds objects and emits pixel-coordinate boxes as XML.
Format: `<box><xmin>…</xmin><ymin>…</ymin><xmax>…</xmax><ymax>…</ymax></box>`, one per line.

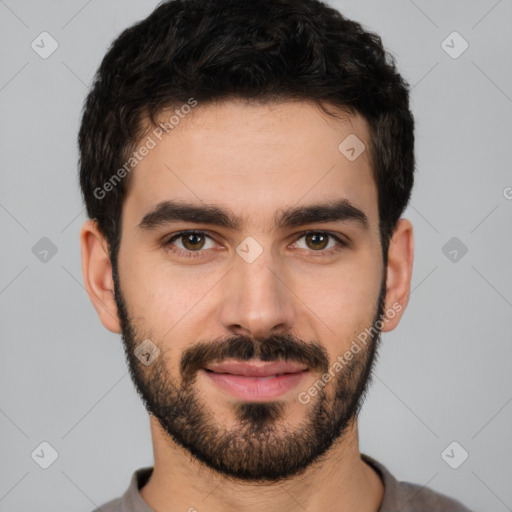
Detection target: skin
<box><xmin>81</xmin><ymin>98</ymin><xmax>414</xmax><ymax>512</ymax></box>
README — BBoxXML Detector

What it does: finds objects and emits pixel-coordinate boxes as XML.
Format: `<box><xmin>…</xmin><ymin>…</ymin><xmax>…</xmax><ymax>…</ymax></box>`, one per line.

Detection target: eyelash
<box><xmin>163</xmin><ymin>230</ymin><xmax>348</xmax><ymax>259</ymax></box>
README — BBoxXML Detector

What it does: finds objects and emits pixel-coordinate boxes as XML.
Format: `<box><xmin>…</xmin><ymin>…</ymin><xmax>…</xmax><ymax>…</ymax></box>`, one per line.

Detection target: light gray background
<box><xmin>1</xmin><ymin>1</ymin><xmax>511</xmax><ymax>511</ymax></box>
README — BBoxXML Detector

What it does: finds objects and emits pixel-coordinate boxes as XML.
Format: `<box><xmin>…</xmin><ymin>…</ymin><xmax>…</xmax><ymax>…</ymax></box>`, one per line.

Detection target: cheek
<box><xmin>118</xmin><ymin>248</ymin><xmax>219</xmax><ymax>344</ymax></box>
<box><xmin>117</xmin><ymin>247</ymin><xmax>175</xmax><ymax>325</ymax></box>
<box><xmin>296</xmin><ymin>258</ymin><xmax>382</xmax><ymax>354</ymax></box>
<box><xmin>123</xmin><ymin>277</ymin><xmax>195</xmax><ymax>334</ymax></box>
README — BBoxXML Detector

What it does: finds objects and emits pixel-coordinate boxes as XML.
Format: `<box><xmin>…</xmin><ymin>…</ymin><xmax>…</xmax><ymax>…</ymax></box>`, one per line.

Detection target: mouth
<box><xmin>202</xmin><ymin>360</ymin><xmax>309</xmax><ymax>401</ymax></box>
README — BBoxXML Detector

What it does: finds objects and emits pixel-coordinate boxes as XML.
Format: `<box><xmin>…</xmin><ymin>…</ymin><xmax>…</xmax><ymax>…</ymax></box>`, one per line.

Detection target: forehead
<box><xmin>122</xmin><ymin>99</ymin><xmax>378</xmax><ymax>233</ymax></box>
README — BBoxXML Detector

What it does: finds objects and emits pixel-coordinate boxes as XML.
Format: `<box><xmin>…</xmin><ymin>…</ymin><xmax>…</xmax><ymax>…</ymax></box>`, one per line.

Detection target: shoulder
<box><xmin>90</xmin><ymin>496</ymin><xmax>123</xmax><ymax>512</ymax></box>
<box><xmin>393</xmin><ymin>479</ymin><xmax>474</xmax><ymax>511</ymax></box>
<box><xmin>361</xmin><ymin>453</ymin><xmax>473</xmax><ymax>512</ymax></box>
<box><xmin>90</xmin><ymin>467</ymin><xmax>154</xmax><ymax>512</ymax></box>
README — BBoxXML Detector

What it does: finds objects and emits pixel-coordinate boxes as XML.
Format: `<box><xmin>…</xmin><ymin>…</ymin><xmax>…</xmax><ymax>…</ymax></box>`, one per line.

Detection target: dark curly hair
<box><xmin>78</xmin><ymin>0</ymin><xmax>415</xmax><ymax>267</ymax></box>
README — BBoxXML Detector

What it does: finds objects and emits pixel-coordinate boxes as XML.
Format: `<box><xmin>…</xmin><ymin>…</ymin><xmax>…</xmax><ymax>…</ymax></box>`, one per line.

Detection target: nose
<box><xmin>218</xmin><ymin>246</ymin><xmax>297</xmax><ymax>340</ymax></box>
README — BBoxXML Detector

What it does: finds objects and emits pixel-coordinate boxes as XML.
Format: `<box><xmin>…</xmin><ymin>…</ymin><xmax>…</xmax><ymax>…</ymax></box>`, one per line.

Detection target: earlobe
<box><xmin>381</xmin><ymin>218</ymin><xmax>414</xmax><ymax>332</ymax></box>
<box><xmin>80</xmin><ymin>219</ymin><xmax>122</xmax><ymax>333</ymax></box>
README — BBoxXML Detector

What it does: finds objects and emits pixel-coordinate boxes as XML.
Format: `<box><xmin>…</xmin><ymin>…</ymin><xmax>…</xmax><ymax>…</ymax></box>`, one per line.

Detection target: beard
<box><xmin>112</xmin><ymin>264</ymin><xmax>386</xmax><ymax>483</ymax></box>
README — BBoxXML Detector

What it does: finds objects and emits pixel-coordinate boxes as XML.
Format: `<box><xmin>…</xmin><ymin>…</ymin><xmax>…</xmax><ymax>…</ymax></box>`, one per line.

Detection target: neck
<box><xmin>140</xmin><ymin>416</ymin><xmax>384</xmax><ymax>512</ymax></box>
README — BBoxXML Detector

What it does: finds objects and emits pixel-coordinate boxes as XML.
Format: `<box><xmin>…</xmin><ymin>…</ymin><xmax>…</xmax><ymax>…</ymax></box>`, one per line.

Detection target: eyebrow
<box><xmin>138</xmin><ymin>198</ymin><xmax>370</xmax><ymax>232</ymax></box>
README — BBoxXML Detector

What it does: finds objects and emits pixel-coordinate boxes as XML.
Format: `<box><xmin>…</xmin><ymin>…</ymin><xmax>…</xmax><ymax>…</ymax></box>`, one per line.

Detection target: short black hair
<box><xmin>78</xmin><ymin>0</ymin><xmax>415</xmax><ymax>267</ymax></box>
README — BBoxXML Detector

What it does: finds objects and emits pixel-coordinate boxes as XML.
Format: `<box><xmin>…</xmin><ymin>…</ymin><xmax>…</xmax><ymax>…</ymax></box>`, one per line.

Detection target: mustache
<box><xmin>180</xmin><ymin>333</ymin><xmax>330</xmax><ymax>383</ymax></box>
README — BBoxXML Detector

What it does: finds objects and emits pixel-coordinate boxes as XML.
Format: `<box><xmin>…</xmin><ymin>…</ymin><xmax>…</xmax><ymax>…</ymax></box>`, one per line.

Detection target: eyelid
<box><xmin>290</xmin><ymin>230</ymin><xmax>348</xmax><ymax>256</ymax></box>
<box><xmin>293</xmin><ymin>229</ymin><xmax>349</xmax><ymax>246</ymax></box>
<box><xmin>164</xmin><ymin>230</ymin><xmax>218</xmax><ymax>251</ymax></box>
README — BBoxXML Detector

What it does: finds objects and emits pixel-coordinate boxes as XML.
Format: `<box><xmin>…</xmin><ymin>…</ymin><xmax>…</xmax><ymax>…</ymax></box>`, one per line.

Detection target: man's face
<box><xmin>114</xmin><ymin>99</ymin><xmax>386</xmax><ymax>481</ymax></box>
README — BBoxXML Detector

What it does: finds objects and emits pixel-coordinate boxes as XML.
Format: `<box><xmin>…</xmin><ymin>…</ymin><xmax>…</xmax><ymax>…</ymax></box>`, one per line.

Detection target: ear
<box><xmin>381</xmin><ymin>218</ymin><xmax>414</xmax><ymax>332</ymax></box>
<box><xmin>80</xmin><ymin>219</ymin><xmax>121</xmax><ymax>333</ymax></box>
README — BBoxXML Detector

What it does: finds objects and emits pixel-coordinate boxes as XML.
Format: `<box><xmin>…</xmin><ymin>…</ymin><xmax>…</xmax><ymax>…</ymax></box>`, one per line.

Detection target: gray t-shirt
<box><xmin>92</xmin><ymin>453</ymin><xmax>473</xmax><ymax>511</ymax></box>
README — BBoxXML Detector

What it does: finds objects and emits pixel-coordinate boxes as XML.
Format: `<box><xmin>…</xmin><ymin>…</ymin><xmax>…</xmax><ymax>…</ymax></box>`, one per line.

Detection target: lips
<box><xmin>203</xmin><ymin>360</ymin><xmax>309</xmax><ymax>400</ymax></box>
<box><xmin>205</xmin><ymin>360</ymin><xmax>308</xmax><ymax>377</ymax></box>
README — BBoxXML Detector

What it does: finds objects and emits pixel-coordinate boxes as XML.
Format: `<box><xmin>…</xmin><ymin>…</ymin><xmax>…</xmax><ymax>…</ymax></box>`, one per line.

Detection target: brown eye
<box><xmin>304</xmin><ymin>232</ymin><xmax>329</xmax><ymax>250</ymax></box>
<box><xmin>166</xmin><ymin>231</ymin><xmax>216</xmax><ymax>255</ymax></box>
<box><xmin>181</xmin><ymin>232</ymin><xmax>206</xmax><ymax>251</ymax></box>
<box><xmin>293</xmin><ymin>231</ymin><xmax>347</xmax><ymax>256</ymax></box>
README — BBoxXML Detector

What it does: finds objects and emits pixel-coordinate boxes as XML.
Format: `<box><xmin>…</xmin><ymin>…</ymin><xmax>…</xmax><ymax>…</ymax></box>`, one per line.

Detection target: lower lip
<box><xmin>203</xmin><ymin>370</ymin><xmax>308</xmax><ymax>400</ymax></box>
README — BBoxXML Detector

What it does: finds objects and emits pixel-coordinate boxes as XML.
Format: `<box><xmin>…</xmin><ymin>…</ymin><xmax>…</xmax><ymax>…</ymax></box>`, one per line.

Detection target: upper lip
<box><xmin>204</xmin><ymin>360</ymin><xmax>308</xmax><ymax>377</ymax></box>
